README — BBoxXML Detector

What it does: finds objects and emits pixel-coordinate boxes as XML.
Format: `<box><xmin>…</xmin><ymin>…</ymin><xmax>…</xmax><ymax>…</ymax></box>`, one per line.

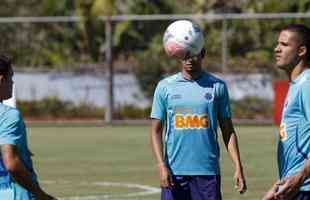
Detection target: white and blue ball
<box><xmin>163</xmin><ymin>20</ymin><xmax>204</xmax><ymax>59</ymax></box>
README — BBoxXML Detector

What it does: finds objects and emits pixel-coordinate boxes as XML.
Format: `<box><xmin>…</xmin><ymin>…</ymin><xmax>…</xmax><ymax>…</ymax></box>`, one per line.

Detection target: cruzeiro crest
<box><xmin>204</xmin><ymin>91</ymin><xmax>214</xmax><ymax>103</ymax></box>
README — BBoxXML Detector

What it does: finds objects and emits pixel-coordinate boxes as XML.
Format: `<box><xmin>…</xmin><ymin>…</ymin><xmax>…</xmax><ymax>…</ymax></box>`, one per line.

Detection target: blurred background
<box><xmin>1</xmin><ymin>0</ymin><xmax>310</xmax><ymax>199</ymax></box>
<box><xmin>3</xmin><ymin>0</ymin><xmax>310</xmax><ymax>124</ymax></box>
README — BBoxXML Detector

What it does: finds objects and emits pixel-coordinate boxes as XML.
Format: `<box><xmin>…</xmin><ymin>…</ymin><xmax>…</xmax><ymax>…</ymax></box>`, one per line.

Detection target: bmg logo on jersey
<box><xmin>174</xmin><ymin>114</ymin><xmax>209</xmax><ymax>129</ymax></box>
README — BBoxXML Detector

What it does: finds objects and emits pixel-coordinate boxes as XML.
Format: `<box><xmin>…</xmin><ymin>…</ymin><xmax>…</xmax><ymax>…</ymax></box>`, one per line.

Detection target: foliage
<box><xmin>112</xmin><ymin>1</ymin><xmax>173</xmax><ymax>56</ymax></box>
<box><xmin>231</xmin><ymin>96</ymin><xmax>273</xmax><ymax>119</ymax></box>
<box><xmin>17</xmin><ymin>97</ymin><xmax>150</xmax><ymax>120</ymax></box>
<box><xmin>17</xmin><ymin>97</ymin><xmax>104</xmax><ymax>119</ymax></box>
<box><xmin>16</xmin><ymin>95</ymin><xmax>273</xmax><ymax>120</ymax></box>
<box><xmin>2</xmin><ymin>1</ymin><xmax>310</xmax><ymax>102</ymax></box>
<box><xmin>133</xmin><ymin>34</ymin><xmax>179</xmax><ymax>99</ymax></box>
<box><xmin>114</xmin><ymin>105</ymin><xmax>151</xmax><ymax>119</ymax></box>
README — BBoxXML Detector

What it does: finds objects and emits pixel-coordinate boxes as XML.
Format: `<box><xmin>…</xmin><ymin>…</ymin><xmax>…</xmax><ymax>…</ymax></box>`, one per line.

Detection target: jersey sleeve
<box><xmin>150</xmin><ymin>81</ymin><xmax>167</xmax><ymax>122</ymax></box>
<box><xmin>296</xmin><ymin>81</ymin><xmax>310</xmax><ymax>158</ymax></box>
<box><xmin>300</xmin><ymin>81</ymin><xmax>310</xmax><ymax>121</ymax></box>
<box><xmin>0</xmin><ymin>109</ymin><xmax>22</xmax><ymax>146</ymax></box>
<box><xmin>217</xmin><ymin>82</ymin><xmax>232</xmax><ymax>120</ymax></box>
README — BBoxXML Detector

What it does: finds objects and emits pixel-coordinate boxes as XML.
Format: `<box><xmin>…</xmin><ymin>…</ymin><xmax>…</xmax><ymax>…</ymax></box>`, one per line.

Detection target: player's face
<box><xmin>0</xmin><ymin>67</ymin><xmax>13</xmax><ymax>100</ymax></box>
<box><xmin>274</xmin><ymin>30</ymin><xmax>301</xmax><ymax>71</ymax></box>
<box><xmin>181</xmin><ymin>51</ymin><xmax>203</xmax><ymax>73</ymax></box>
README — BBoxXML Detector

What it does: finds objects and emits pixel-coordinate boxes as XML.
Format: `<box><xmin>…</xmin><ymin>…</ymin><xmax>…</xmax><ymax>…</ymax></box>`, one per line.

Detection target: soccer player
<box><xmin>0</xmin><ymin>55</ymin><xmax>57</xmax><ymax>200</ymax></box>
<box><xmin>263</xmin><ymin>24</ymin><xmax>310</xmax><ymax>200</ymax></box>
<box><xmin>150</xmin><ymin>21</ymin><xmax>247</xmax><ymax>200</ymax></box>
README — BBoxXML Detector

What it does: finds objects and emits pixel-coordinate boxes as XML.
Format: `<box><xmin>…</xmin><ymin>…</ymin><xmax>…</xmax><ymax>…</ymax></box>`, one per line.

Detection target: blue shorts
<box><xmin>295</xmin><ymin>191</ymin><xmax>310</xmax><ymax>200</ymax></box>
<box><xmin>161</xmin><ymin>175</ymin><xmax>221</xmax><ymax>200</ymax></box>
<box><xmin>0</xmin><ymin>182</ymin><xmax>35</xmax><ymax>200</ymax></box>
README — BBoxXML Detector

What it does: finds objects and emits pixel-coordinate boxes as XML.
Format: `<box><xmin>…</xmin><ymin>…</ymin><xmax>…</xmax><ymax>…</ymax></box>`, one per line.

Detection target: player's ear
<box><xmin>298</xmin><ymin>45</ymin><xmax>307</xmax><ymax>58</ymax></box>
<box><xmin>200</xmin><ymin>48</ymin><xmax>206</xmax><ymax>58</ymax></box>
<box><xmin>0</xmin><ymin>75</ymin><xmax>5</xmax><ymax>84</ymax></box>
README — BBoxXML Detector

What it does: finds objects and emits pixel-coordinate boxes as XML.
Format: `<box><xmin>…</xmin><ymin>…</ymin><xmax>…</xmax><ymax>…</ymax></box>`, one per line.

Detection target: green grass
<box><xmin>27</xmin><ymin>124</ymin><xmax>278</xmax><ymax>200</ymax></box>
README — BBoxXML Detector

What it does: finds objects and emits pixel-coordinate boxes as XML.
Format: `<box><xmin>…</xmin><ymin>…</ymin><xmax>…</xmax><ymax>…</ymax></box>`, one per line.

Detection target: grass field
<box><xmin>27</xmin><ymin>124</ymin><xmax>279</xmax><ymax>200</ymax></box>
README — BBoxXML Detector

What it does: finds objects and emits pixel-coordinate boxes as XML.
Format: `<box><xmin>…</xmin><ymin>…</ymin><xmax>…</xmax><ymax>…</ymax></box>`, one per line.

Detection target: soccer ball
<box><xmin>163</xmin><ymin>20</ymin><xmax>204</xmax><ymax>59</ymax></box>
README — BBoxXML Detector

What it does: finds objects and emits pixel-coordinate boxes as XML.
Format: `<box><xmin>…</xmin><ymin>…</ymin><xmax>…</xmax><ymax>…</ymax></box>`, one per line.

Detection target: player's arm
<box><xmin>219</xmin><ymin>118</ymin><xmax>242</xmax><ymax>170</ymax></box>
<box><xmin>150</xmin><ymin>119</ymin><xmax>174</xmax><ymax>188</ymax></box>
<box><xmin>219</xmin><ymin>117</ymin><xmax>246</xmax><ymax>194</ymax></box>
<box><xmin>300</xmin><ymin>159</ymin><xmax>310</xmax><ymax>182</ymax></box>
<box><xmin>1</xmin><ymin>144</ymin><xmax>57</xmax><ymax>200</ymax></box>
<box><xmin>217</xmin><ymin>82</ymin><xmax>246</xmax><ymax>193</ymax></box>
<box><xmin>150</xmin><ymin>81</ymin><xmax>173</xmax><ymax>187</ymax></box>
<box><xmin>150</xmin><ymin>119</ymin><xmax>164</xmax><ymax>165</ymax></box>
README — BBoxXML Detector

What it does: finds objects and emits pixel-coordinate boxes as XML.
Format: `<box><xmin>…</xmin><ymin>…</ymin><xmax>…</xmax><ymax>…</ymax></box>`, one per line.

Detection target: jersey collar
<box><xmin>177</xmin><ymin>71</ymin><xmax>205</xmax><ymax>82</ymax></box>
<box><xmin>291</xmin><ymin>68</ymin><xmax>310</xmax><ymax>84</ymax></box>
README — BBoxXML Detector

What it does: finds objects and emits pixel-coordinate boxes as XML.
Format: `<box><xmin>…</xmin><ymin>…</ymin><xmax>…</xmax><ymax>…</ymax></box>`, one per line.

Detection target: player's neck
<box><xmin>289</xmin><ymin>61</ymin><xmax>309</xmax><ymax>81</ymax></box>
<box><xmin>181</xmin><ymin>69</ymin><xmax>203</xmax><ymax>80</ymax></box>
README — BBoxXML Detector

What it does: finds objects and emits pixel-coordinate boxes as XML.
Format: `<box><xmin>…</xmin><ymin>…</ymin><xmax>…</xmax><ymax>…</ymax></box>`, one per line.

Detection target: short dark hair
<box><xmin>0</xmin><ymin>55</ymin><xmax>11</xmax><ymax>75</ymax></box>
<box><xmin>281</xmin><ymin>24</ymin><xmax>310</xmax><ymax>61</ymax></box>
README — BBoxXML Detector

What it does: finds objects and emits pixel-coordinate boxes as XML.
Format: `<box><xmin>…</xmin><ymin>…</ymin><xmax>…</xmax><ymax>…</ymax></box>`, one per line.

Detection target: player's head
<box><xmin>0</xmin><ymin>55</ymin><xmax>13</xmax><ymax>101</ymax></box>
<box><xmin>274</xmin><ymin>24</ymin><xmax>310</xmax><ymax>70</ymax></box>
<box><xmin>180</xmin><ymin>48</ymin><xmax>206</xmax><ymax>73</ymax></box>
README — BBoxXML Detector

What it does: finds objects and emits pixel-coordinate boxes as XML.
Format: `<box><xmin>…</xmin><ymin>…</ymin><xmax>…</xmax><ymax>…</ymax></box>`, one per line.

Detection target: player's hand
<box><xmin>274</xmin><ymin>174</ymin><xmax>304</xmax><ymax>200</ymax></box>
<box><xmin>233</xmin><ymin>167</ymin><xmax>247</xmax><ymax>194</ymax></box>
<box><xmin>262</xmin><ymin>182</ymin><xmax>278</xmax><ymax>200</ymax></box>
<box><xmin>157</xmin><ymin>163</ymin><xmax>174</xmax><ymax>188</ymax></box>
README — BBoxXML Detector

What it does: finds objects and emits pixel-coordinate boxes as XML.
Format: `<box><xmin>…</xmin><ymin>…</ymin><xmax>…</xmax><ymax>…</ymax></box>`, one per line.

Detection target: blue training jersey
<box><xmin>0</xmin><ymin>103</ymin><xmax>37</xmax><ymax>188</ymax></box>
<box><xmin>278</xmin><ymin>69</ymin><xmax>310</xmax><ymax>191</ymax></box>
<box><xmin>150</xmin><ymin>72</ymin><xmax>231</xmax><ymax>175</ymax></box>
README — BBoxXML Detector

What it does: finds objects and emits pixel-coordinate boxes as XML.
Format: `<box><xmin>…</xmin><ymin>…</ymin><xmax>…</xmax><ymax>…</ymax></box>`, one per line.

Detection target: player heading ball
<box><xmin>150</xmin><ymin>20</ymin><xmax>247</xmax><ymax>200</ymax></box>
